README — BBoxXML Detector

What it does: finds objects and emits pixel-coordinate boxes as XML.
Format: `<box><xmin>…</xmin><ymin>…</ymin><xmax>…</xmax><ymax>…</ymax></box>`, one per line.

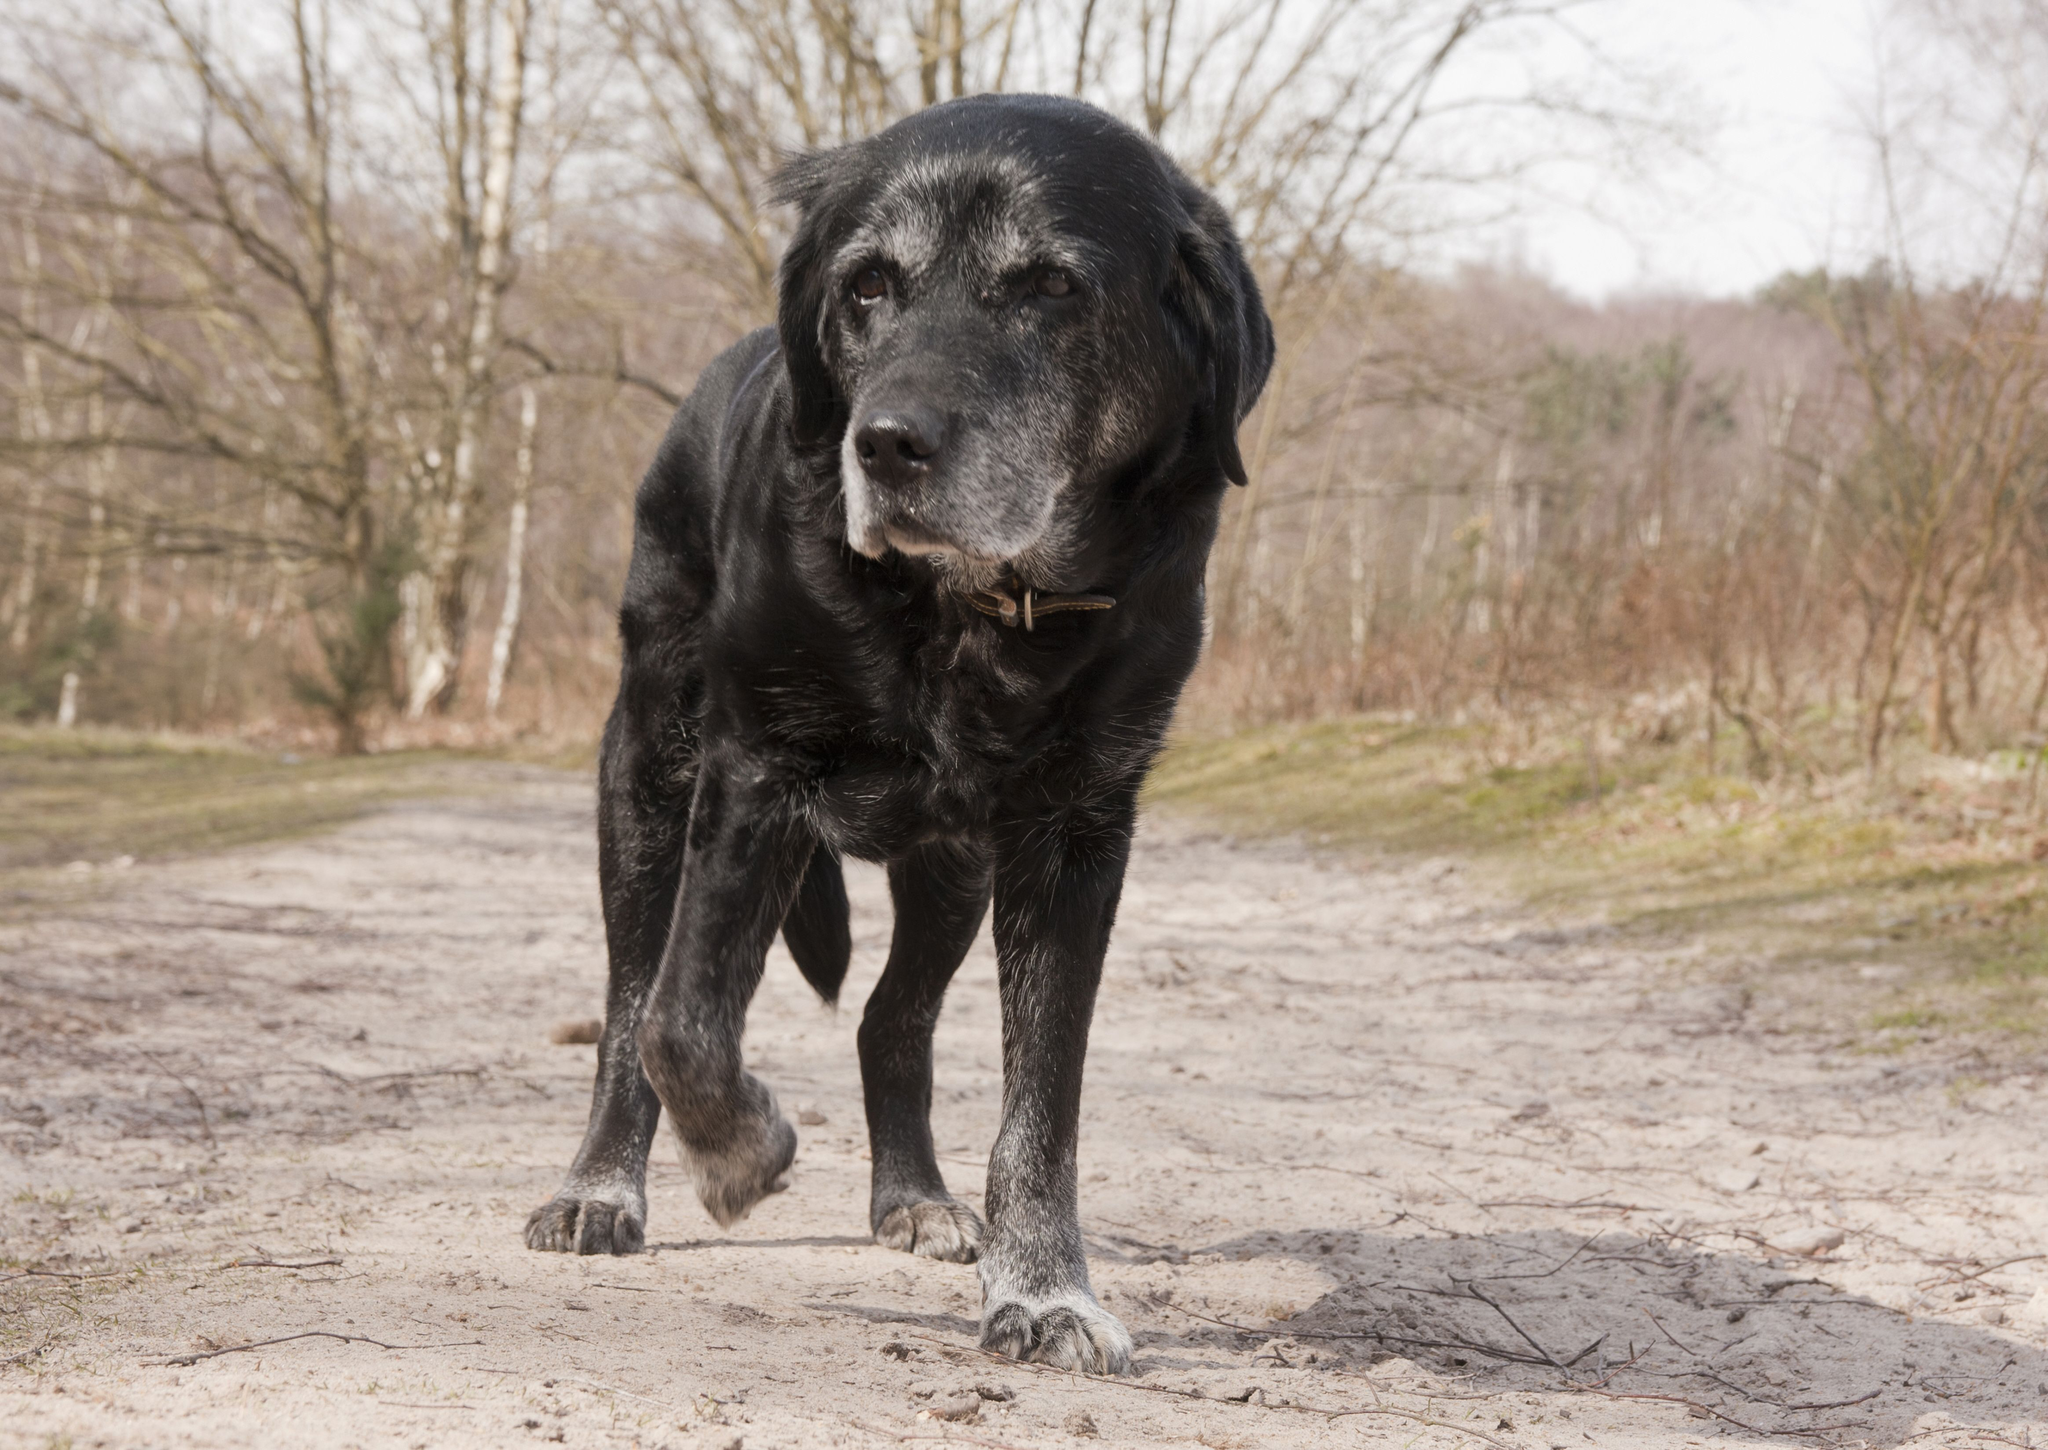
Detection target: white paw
<box><xmin>524</xmin><ymin>1184</ymin><xmax>646</xmax><ymax>1254</ymax></box>
<box><xmin>677</xmin><ymin>1088</ymin><xmax>797</xmax><ymax>1227</ymax></box>
<box><xmin>978</xmin><ymin>1284</ymin><xmax>1131</xmax><ymax>1374</ymax></box>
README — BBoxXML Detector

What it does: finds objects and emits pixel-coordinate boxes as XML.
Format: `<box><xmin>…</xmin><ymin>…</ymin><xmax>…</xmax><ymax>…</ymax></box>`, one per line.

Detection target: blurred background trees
<box><xmin>2</xmin><ymin>0</ymin><xmax>2045</xmax><ymax>777</ymax></box>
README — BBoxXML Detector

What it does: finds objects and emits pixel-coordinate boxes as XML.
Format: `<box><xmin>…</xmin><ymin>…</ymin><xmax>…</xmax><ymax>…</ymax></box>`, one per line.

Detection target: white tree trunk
<box><xmin>485</xmin><ymin>385</ymin><xmax>536</xmax><ymax>720</ymax></box>
<box><xmin>406</xmin><ymin>0</ymin><xmax>529</xmax><ymax>718</ymax></box>
<box><xmin>9</xmin><ymin>217</ymin><xmax>54</xmax><ymax>655</ymax></box>
<box><xmin>58</xmin><ymin>395</ymin><xmax>113</xmax><ymax>728</ymax></box>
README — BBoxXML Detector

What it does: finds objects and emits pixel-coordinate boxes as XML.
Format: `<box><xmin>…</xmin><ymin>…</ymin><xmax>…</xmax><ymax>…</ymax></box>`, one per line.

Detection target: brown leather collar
<box><xmin>966</xmin><ymin>578</ymin><xmax>1116</xmax><ymax>630</ymax></box>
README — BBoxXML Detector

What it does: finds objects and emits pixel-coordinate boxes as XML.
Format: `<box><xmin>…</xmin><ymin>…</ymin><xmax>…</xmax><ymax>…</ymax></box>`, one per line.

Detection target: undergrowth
<box><xmin>1147</xmin><ymin>716</ymin><xmax>2048</xmax><ymax>1051</ymax></box>
<box><xmin>0</xmin><ymin>728</ymin><xmax>472</xmax><ymax>912</ymax></box>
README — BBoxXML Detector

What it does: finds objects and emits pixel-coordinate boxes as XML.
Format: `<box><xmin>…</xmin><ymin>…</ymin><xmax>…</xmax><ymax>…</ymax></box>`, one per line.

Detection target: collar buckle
<box><xmin>967</xmin><ymin>577</ymin><xmax>1116</xmax><ymax>631</ymax></box>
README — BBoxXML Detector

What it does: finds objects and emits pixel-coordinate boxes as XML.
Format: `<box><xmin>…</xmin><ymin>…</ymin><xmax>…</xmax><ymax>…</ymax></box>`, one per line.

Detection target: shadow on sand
<box><xmin>1105</xmin><ymin>1223</ymin><xmax>2044</xmax><ymax>1444</ymax></box>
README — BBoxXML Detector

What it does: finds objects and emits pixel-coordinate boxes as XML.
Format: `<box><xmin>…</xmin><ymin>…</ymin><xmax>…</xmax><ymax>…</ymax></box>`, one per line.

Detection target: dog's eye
<box><xmin>1033</xmin><ymin>269</ymin><xmax>1074</xmax><ymax>299</ymax></box>
<box><xmin>851</xmin><ymin>268</ymin><xmax>889</xmax><ymax>303</ymax></box>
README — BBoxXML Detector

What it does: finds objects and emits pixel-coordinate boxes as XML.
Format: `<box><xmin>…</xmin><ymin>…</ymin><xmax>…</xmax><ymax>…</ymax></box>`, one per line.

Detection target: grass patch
<box><xmin>1147</xmin><ymin>716</ymin><xmax>2048</xmax><ymax>1050</ymax></box>
<box><xmin>0</xmin><ymin>727</ymin><xmax>476</xmax><ymax>903</ymax></box>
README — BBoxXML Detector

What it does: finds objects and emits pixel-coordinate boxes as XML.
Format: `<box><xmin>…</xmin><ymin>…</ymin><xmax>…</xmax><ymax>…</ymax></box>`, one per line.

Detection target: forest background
<box><xmin>7</xmin><ymin>0</ymin><xmax>2048</xmax><ymax>928</ymax></box>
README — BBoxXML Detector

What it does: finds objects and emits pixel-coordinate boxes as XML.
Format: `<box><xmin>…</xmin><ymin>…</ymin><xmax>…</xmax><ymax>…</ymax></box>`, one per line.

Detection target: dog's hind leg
<box><xmin>635</xmin><ymin>752</ymin><xmax>814</xmax><ymax>1228</ymax></box>
<box><xmin>526</xmin><ymin>705</ymin><xmax>687</xmax><ymax>1256</ymax></box>
<box><xmin>860</xmin><ymin>839</ymin><xmax>991</xmax><ymax>1262</ymax></box>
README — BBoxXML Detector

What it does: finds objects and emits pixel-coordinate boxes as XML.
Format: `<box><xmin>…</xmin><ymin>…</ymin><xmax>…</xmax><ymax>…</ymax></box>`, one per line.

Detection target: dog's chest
<box><xmin>767</xmin><ymin>621</ymin><xmax>1071</xmax><ymax>855</ymax></box>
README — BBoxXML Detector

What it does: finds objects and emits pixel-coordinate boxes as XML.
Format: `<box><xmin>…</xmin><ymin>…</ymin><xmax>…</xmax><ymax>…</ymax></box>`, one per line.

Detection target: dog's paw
<box><xmin>524</xmin><ymin>1192</ymin><xmax>646</xmax><ymax>1255</ymax></box>
<box><xmin>680</xmin><ymin>1094</ymin><xmax>798</xmax><ymax>1228</ymax></box>
<box><xmin>979</xmin><ymin>1290</ymin><xmax>1132</xmax><ymax>1374</ymax></box>
<box><xmin>875</xmin><ymin>1199</ymin><xmax>984</xmax><ymax>1262</ymax></box>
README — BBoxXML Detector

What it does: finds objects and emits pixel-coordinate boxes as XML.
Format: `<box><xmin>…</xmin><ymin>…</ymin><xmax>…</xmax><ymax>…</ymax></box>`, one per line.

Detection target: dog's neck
<box><xmin>962</xmin><ymin>576</ymin><xmax>1117</xmax><ymax>630</ymax></box>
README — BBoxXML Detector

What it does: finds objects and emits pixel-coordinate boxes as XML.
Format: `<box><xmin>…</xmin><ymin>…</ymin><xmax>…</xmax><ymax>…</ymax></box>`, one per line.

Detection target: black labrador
<box><xmin>524</xmin><ymin>92</ymin><xmax>1272</xmax><ymax>1374</ymax></box>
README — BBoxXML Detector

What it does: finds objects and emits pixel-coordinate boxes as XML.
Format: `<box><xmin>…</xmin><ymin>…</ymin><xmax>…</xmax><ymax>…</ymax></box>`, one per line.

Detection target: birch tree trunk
<box><xmin>405</xmin><ymin>0</ymin><xmax>529</xmax><ymax>718</ymax></box>
<box><xmin>8</xmin><ymin>216</ymin><xmax>54</xmax><ymax>656</ymax></box>
<box><xmin>484</xmin><ymin>384</ymin><xmax>536</xmax><ymax>720</ymax></box>
<box><xmin>55</xmin><ymin>398</ymin><xmax>112</xmax><ymax>728</ymax></box>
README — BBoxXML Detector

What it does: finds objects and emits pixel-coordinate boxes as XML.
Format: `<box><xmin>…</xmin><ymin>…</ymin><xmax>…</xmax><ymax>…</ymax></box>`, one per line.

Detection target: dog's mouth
<box><xmin>876</xmin><ymin>523</ymin><xmax>1004</xmax><ymax>564</ymax></box>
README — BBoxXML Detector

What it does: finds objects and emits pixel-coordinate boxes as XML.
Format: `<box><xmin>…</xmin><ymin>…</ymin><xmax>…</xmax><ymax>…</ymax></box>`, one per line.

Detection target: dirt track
<box><xmin>4</xmin><ymin>766</ymin><xmax>2046</xmax><ymax>1449</ymax></box>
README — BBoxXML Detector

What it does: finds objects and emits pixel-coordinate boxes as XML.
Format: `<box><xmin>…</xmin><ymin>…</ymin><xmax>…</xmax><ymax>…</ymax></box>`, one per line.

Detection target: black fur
<box><xmin>524</xmin><ymin>93</ymin><xmax>1272</xmax><ymax>1374</ymax></box>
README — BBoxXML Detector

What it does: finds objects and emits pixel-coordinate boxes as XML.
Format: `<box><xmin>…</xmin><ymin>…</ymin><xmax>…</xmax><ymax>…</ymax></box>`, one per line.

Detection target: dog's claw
<box><xmin>876</xmin><ymin>1199</ymin><xmax>984</xmax><ymax>1262</ymax></box>
<box><xmin>524</xmin><ymin>1194</ymin><xmax>646</xmax><ymax>1255</ymax></box>
<box><xmin>979</xmin><ymin>1294</ymin><xmax>1132</xmax><ymax>1374</ymax></box>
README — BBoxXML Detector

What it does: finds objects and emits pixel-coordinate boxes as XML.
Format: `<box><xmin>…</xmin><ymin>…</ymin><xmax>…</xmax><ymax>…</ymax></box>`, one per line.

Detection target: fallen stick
<box><xmin>903</xmin><ymin>1333</ymin><xmax>1516</xmax><ymax>1450</ymax></box>
<box><xmin>1150</xmin><ymin>1293</ymin><xmax>1553</xmax><ymax>1368</ymax></box>
<box><xmin>1568</xmin><ymin>1382</ymin><xmax>1869</xmax><ymax>1439</ymax></box>
<box><xmin>149</xmin><ymin>1331</ymin><xmax>482</xmax><ymax>1367</ymax></box>
<box><xmin>212</xmin><ymin>1258</ymin><xmax>343</xmax><ymax>1271</ymax></box>
<box><xmin>1459</xmin><ymin>1283</ymin><xmax>1567</xmax><ymax>1371</ymax></box>
<box><xmin>1785</xmin><ymin>1389</ymin><xmax>1882</xmax><ymax>1411</ymax></box>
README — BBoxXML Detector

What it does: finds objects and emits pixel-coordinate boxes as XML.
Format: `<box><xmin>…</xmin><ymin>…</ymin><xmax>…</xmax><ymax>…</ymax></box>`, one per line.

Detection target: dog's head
<box><xmin>772</xmin><ymin>94</ymin><xmax>1273</xmax><ymax>571</ymax></box>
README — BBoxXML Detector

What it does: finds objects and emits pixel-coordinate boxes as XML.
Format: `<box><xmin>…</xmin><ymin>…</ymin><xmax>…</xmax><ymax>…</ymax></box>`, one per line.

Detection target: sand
<box><xmin>4</xmin><ymin>766</ymin><xmax>2045</xmax><ymax>1448</ymax></box>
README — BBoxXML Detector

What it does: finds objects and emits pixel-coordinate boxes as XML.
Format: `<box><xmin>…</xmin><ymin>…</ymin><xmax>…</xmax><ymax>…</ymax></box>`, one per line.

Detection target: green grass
<box><xmin>1147</xmin><ymin>717</ymin><xmax>2048</xmax><ymax>1050</ymax></box>
<box><xmin>0</xmin><ymin>727</ymin><xmax>472</xmax><ymax>897</ymax></box>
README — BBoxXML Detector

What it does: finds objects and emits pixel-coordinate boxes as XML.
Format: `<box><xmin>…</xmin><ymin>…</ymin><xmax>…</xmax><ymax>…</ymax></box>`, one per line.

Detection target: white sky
<box><xmin>1511</xmin><ymin>0</ymin><xmax>1886</xmax><ymax>299</ymax></box>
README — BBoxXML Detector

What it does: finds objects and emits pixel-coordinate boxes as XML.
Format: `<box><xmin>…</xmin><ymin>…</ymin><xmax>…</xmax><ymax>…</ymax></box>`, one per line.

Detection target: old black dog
<box><xmin>524</xmin><ymin>93</ymin><xmax>1272</xmax><ymax>1373</ymax></box>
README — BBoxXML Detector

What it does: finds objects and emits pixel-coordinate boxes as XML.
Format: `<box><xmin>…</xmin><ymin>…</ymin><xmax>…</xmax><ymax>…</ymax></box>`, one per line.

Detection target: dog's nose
<box><xmin>853</xmin><ymin>407</ymin><xmax>945</xmax><ymax>486</ymax></box>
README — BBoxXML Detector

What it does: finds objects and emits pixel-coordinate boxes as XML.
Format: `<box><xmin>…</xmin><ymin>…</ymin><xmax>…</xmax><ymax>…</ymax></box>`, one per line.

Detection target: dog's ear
<box><xmin>770</xmin><ymin>151</ymin><xmax>843</xmax><ymax>448</ymax></box>
<box><xmin>1167</xmin><ymin>188</ymin><xmax>1275</xmax><ymax>485</ymax></box>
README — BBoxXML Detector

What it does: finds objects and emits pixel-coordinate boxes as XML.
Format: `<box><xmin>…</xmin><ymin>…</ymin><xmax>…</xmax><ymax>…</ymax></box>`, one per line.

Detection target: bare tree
<box><xmin>399</xmin><ymin>0</ymin><xmax>533</xmax><ymax>716</ymax></box>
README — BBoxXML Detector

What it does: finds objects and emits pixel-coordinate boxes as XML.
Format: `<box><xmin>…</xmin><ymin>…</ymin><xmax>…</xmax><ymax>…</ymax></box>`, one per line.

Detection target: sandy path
<box><xmin>3</xmin><ymin>767</ymin><xmax>2045</xmax><ymax>1449</ymax></box>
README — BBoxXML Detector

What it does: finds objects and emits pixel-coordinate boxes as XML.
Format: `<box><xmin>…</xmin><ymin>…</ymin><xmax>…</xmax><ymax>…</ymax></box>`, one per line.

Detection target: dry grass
<box><xmin>0</xmin><ymin>727</ymin><xmax>484</xmax><ymax>913</ymax></box>
<box><xmin>1147</xmin><ymin>716</ymin><xmax>2048</xmax><ymax>1051</ymax></box>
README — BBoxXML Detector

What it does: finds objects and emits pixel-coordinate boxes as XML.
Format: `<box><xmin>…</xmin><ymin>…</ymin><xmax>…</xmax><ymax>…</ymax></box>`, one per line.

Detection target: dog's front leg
<box><xmin>976</xmin><ymin>793</ymin><xmax>1137</xmax><ymax>1374</ymax></box>
<box><xmin>636</xmin><ymin>753</ymin><xmax>813</xmax><ymax>1228</ymax></box>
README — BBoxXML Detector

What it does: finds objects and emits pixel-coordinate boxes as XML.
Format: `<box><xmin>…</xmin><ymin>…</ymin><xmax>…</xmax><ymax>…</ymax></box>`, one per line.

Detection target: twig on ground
<box><xmin>1581</xmin><ymin>1344</ymin><xmax>1654</xmax><ymax>1388</ymax></box>
<box><xmin>1458</xmin><ymin>1284</ymin><xmax>1567</xmax><ymax>1371</ymax></box>
<box><xmin>1785</xmin><ymin>1389</ymin><xmax>1882</xmax><ymax>1411</ymax></box>
<box><xmin>142</xmin><ymin>1050</ymin><xmax>216</xmax><ymax>1147</ymax></box>
<box><xmin>902</xmin><ymin>1333</ymin><xmax>1517</xmax><ymax>1450</ymax></box>
<box><xmin>1459</xmin><ymin>1231</ymin><xmax>1605</xmax><ymax>1281</ymax></box>
<box><xmin>213</xmin><ymin>1258</ymin><xmax>342</xmax><ymax>1271</ymax></box>
<box><xmin>298</xmin><ymin>1061</ymin><xmax>493</xmax><ymax>1089</ymax></box>
<box><xmin>149</xmin><ymin>1331</ymin><xmax>481</xmax><ymax>1367</ymax></box>
<box><xmin>1563</xmin><ymin>1333</ymin><xmax>1606</xmax><ymax>1368</ymax></box>
<box><xmin>1711</xmin><ymin>1297</ymin><xmax>1904</xmax><ymax>1316</ymax></box>
<box><xmin>0</xmin><ymin>1269</ymin><xmax>124</xmax><ymax>1284</ymax></box>
<box><xmin>1476</xmin><ymin>1197</ymin><xmax>1657</xmax><ymax>1212</ymax></box>
<box><xmin>1915</xmin><ymin>1254</ymin><xmax>2047</xmax><ymax>1291</ymax></box>
<box><xmin>1569</xmin><ymin>1383</ymin><xmax>1870</xmax><ymax>1439</ymax></box>
<box><xmin>3</xmin><ymin>1340</ymin><xmax>53</xmax><ymax>1367</ymax></box>
<box><xmin>1642</xmin><ymin>1310</ymin><xmax>1700</xmax><ymax>1359</ymax></box>
<box><xmin>1149</xmin><ymin>1294</ymin><xmax>1553</xmax><ymax>1368</ymax></box>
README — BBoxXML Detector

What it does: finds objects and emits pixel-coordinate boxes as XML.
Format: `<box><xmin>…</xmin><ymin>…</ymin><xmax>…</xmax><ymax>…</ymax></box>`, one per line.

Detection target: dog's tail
<box><xmin>781</xmin><ymin>843</ymin><xmax>851</xmax><ymax>1005</ymax></box>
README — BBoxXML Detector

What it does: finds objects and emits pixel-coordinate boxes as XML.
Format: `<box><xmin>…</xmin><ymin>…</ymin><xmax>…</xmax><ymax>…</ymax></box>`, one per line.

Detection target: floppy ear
<box><xmin>1167</xmin><ymin>189</ymin><xmax>1275</xmax><ymax>485</ymax></box>
<box><xmin>770</xmin><ymin>151</ymin><xmax>843</xmax><ymax>448</ymax></box>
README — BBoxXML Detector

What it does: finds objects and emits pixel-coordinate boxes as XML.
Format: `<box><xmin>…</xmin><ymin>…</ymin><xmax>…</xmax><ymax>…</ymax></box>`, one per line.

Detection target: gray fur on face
<box><xmin>823</xmin><ymin>154</ymin><xmax>1162</xmax><ymax>575</ymax></box>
